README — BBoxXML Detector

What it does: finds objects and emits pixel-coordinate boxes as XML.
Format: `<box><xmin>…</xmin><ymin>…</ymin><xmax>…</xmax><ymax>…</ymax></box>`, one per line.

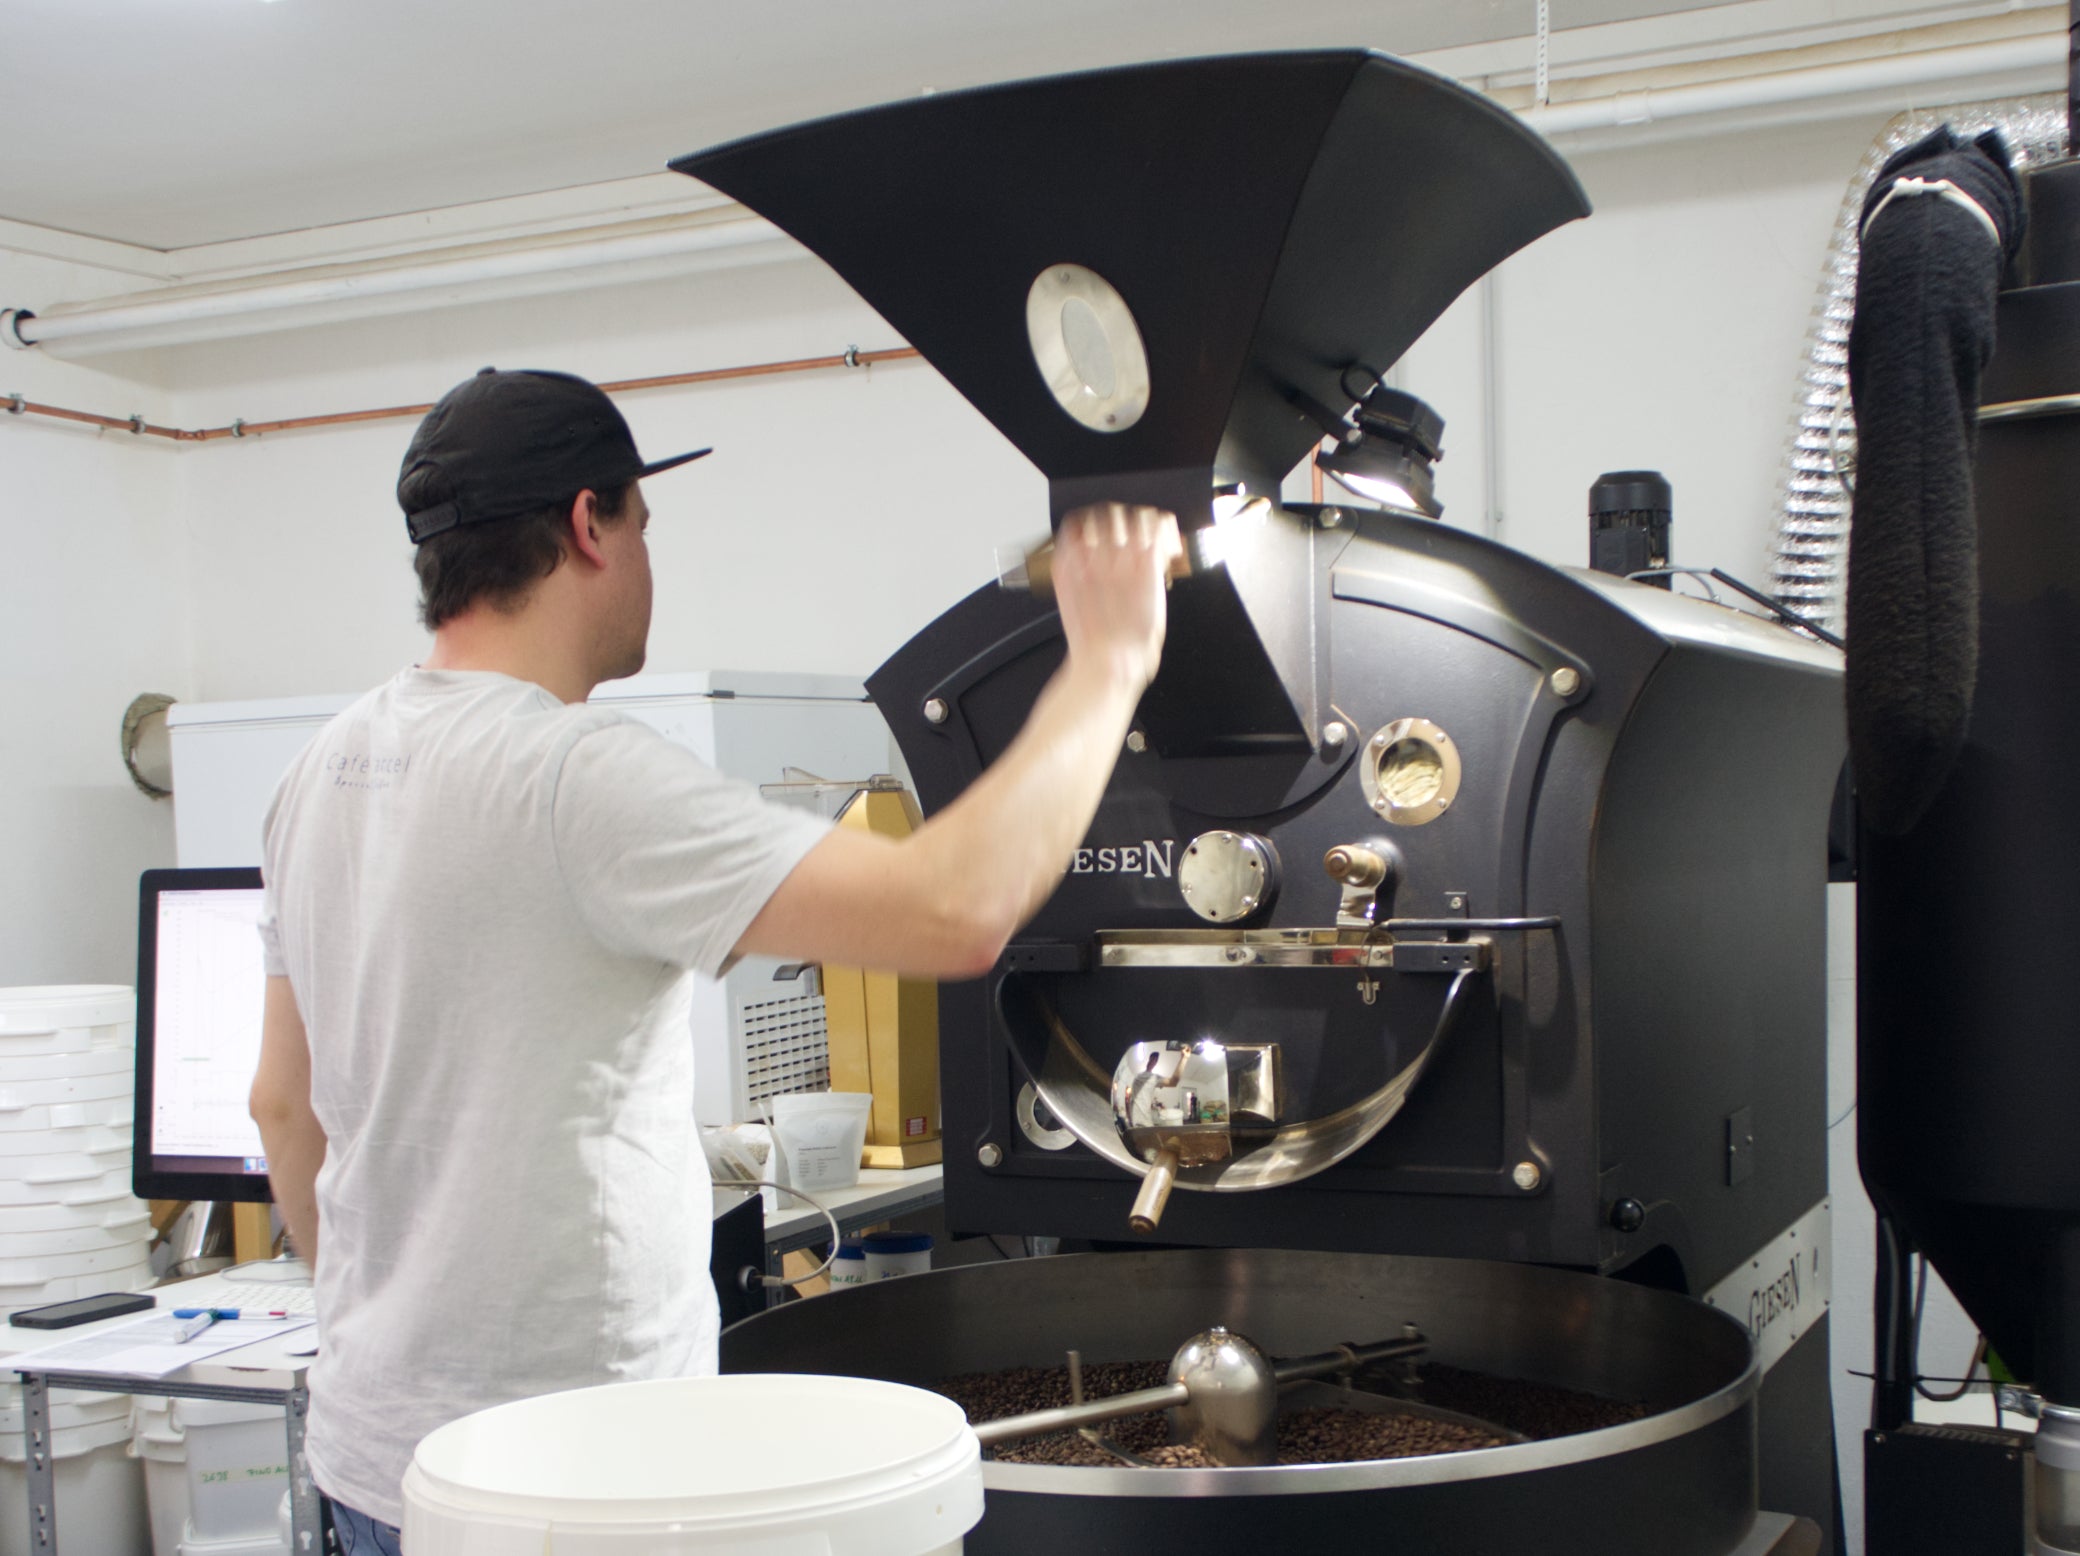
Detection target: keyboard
<box><xmin>216</xmin><ymin>1278</ymin><xmax>316</xmax><ymax>1316</ymax></box>
<box><xmin>163</xmin><ymin>1263</ymin><xmax>316</xmax><ymax>1316</ymax></box>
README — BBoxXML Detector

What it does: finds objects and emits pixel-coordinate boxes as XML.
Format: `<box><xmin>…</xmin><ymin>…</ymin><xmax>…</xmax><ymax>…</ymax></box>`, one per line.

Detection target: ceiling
<box><xmin>0</xmin><ymin>0</ymin><xmax>2031</xmax><ymax>250</ymax></box>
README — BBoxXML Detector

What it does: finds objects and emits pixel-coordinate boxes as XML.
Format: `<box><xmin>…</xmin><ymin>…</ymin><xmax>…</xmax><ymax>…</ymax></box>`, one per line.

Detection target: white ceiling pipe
<box><xmin>1523</xmin><ymin>32</ymin><xmax>2066</xmax><ymax>138</ymax></box>
<box><xmin>4</xmin><ymin>215</ymin><xmax>792</xmax><ymax>355</ymax></box>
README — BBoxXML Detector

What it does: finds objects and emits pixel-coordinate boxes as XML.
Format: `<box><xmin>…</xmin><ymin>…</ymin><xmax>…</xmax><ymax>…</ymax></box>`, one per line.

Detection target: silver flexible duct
<box><xmin>1767</xmin><ymin>96</ymin><xmax>2068</xmax><ymax>636</ymax></box>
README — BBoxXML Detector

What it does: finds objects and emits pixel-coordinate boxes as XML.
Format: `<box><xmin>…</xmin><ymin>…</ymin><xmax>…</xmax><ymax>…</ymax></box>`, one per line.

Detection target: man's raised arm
<box><xmin>734</xmin><ymin>502</ymin><xmax>1182</xmax><ymax>978</ymax></box>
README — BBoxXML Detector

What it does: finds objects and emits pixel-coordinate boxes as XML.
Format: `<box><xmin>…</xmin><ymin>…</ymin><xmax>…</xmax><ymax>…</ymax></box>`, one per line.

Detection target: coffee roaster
<box><xmin>678</xmin><ymin>50</ymin><xmax>1842</xmax><ymax>1553</ymax></box>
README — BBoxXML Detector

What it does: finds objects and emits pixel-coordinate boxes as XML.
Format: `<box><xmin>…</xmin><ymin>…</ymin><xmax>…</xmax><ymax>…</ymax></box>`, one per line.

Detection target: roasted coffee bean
<box><xmin>935</xmin><ymin>1360</ymin><xmax>1641</xmax><ymax>1469</ymax></box>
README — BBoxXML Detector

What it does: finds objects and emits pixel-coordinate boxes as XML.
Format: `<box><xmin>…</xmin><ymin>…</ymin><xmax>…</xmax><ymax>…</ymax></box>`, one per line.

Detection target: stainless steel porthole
<box><xmin>1026</xmin><ymin>263</ymin><xmax>1151</xmax><ymax>433</ymax></box>
<box><xmin>1360</xmin><ymin>718</ymin><xmax>1463</xmax><ymax>826</ymax></box>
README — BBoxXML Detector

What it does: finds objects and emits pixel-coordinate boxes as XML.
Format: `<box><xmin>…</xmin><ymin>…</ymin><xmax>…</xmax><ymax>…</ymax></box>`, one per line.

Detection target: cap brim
<box><xmin>639</xmin><ymin>447</ymin><xmax>712</xmax><ymax>478</ymax></box>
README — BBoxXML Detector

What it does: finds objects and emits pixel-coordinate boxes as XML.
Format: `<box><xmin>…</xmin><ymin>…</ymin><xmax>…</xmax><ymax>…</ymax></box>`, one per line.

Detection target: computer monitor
<box><xmin>133</xmin><ymin>867</ymin><xmax>275</xmax><ymax>1203</ymax></box>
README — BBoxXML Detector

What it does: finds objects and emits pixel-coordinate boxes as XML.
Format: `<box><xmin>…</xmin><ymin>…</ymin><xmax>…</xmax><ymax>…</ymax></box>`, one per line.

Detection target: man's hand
<box><xmin>1050</xmin><ymin>504</ymin><xmax>1184</xmax><ymax>694</ymax></box>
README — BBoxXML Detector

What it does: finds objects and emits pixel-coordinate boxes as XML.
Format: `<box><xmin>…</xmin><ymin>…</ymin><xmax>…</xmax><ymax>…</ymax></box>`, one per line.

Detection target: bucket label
<box><xmin>1701</xmin><ymin>1197</ymin><xmax>1831</xmax><ymax>1378</ymax></box>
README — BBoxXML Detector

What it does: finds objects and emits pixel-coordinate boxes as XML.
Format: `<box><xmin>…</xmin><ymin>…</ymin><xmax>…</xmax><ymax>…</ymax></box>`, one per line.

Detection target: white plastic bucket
<box><xmin>0</xmin><ymin>1236</ymin><xmax>151</xmax><ymax>1281</ymax></box>
<box><xmin>403</xmin><ymin>1374</ymin><xmax>982</xmax><ymax>1556</ymax></box>
<box><xmin>0</xmin><ymin>1200</ymin><xmax>149</xmax><ymax>1235</ymax></box>
<box><xmin>0</xmin><ymin>1123</ymin><xmax>131</xmax><ymax>1159</ymax></box>
<box><xmin>172</xmin><ymin>1397</ymin><xmax>289</xmax><ymax>1541</ymax></box>
<box><xmin>0</xmin><ymin>1047</ymin><xmax>133</xmax><ymax>1083</ymax></box>
<box><xmin>0</xmin><ymin>1165</ymin><xmax>132</xmax><ymax>1206</ymax></box>
<box><xmin>0</xmin><ymin>987</ymin><xmax>135</xmax><ymax>1057</ymax></box>
<box><xmin>772</xmin><ymin>1091</ymin><xmax>874</xmax><ymax>1191</ymax></box>
<box><xmin>177</xmin><ymin>1523</ymin><xmax>284</xmax><ymax>1556</ymax></box>
<box><xmin>135</xmin><ymin>1393</ymin><xmax>190</xmax><ymax>1556</ymax></box>
<box><xmin>0</xmin><ymin>1396</ymin><xmax>149</xmax><ymax>1556</ymax></box>
<box><xmin>0</xmin><ymin>1068</ymin><xmax>137</xmax><ymax>1110</ymax></box>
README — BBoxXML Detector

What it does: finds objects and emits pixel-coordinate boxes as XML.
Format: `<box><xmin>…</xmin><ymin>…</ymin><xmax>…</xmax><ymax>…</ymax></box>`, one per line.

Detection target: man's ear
<box><xmin>566</xmin><ymin>490</ymin><xmax>608</xmax><ymax>569</ymax></box>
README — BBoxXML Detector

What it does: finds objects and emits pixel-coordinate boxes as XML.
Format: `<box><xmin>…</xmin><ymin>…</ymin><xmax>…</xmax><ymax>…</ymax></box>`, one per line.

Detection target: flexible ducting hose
<box><xmin>1844</xmin><ymin>128</ymin><xmax>2025</xmax><ymax>835</ymax></box>
<box><xmin>1768</xmin><ymin>99</ymin><xmax>2067</xmax><ymax>638</ymax></box>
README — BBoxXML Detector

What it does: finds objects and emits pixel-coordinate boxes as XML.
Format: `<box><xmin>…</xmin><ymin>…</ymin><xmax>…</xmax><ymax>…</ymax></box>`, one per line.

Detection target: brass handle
<box><xmin>1129</xmin><ymin>1147</ymin><xmax>1180</xmax><ymax>1235</ymax></box>
<box><xmin>1323</xmin><ymin>844</ymin><xmax>1388</xmax><ymax>890</ymax></box>
<box><xmin>1017</xmin><ymin>538</ymin><xmax>1194</xmax><ymax>600</ymax></box>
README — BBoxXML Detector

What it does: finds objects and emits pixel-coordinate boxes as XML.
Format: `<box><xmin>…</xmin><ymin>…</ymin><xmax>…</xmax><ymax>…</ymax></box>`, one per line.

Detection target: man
<box><xmin>248</xmin><ymin>367</ymin><xmax>1181</xmax><ymax>1546</ymax></box>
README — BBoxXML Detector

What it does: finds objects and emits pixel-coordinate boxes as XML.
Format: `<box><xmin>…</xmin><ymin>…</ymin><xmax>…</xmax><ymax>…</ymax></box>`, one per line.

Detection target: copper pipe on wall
<box><xmin>4</xmin><ymin>345</ymin><xmax>921</xmax><ymax>446</ymax></box>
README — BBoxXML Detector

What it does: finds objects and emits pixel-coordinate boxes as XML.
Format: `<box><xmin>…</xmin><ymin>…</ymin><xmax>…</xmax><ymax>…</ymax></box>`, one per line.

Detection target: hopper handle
<box><xmin>1130</xmin><ymin>1146</ymin><xmax>1181</xmax><ymax>1234</ymax></box>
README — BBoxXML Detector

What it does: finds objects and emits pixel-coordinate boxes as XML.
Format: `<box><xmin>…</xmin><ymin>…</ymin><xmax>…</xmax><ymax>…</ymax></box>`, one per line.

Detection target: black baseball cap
<box><xmin>399</xmin><ymin>368</ymin><xmax>710</xmax><ymax>543</ymax></box>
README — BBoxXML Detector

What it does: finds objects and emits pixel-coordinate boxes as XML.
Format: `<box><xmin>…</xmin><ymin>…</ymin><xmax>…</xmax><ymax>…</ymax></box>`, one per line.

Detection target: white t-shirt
<box><xmin>259</xmin><ymin>668</ymin><xmax>830</xmax><ymax>1526</ymax></box>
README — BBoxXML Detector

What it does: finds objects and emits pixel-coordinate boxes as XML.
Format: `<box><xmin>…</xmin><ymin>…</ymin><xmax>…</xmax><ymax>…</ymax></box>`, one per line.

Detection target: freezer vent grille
<box><xmin>736</xmin><ymin>991</ymin><xmax>830</xmax><ymax>1114</ymax></box>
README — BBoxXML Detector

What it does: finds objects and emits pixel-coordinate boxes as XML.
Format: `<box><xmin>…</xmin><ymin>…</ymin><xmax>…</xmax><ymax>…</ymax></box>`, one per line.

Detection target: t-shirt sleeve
<box><xmin>549</xmin><ymin>718</ymin><xmax>835</xmax><ymax>978</ymax></box>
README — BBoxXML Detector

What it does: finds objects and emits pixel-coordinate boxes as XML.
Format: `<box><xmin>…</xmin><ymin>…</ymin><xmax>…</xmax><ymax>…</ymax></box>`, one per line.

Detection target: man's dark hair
<box><xmin>407</xmin><ymin>471</ymin><xmax>633</xmax><ymax>631</ymax></box>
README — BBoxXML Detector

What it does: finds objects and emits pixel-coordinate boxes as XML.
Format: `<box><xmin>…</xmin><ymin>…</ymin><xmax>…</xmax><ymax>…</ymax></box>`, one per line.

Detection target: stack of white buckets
<box><xmin>0</xmin><ymin>985</ymin><xmax>157</xmax><ymax>1554</ymax></box>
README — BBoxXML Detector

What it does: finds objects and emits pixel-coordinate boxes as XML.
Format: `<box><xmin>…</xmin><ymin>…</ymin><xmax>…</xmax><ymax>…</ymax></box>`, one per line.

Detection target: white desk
<box><xmin>761</xmin><ymin>1163</ymin><xmax>945</xmax><ymax>1260</ymax></box>
<box><xmin>7</xmin><ymin>1276</ymin><xmax>318</xmax><ymax>1555</ymax></box>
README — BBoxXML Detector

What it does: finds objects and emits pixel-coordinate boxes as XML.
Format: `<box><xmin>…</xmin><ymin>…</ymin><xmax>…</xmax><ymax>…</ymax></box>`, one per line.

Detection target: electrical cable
<box><xmin>711</xmin><ymin>1176</ymin><xmax>844</xmax><ymax>1291</ymax></box>
<box><xmin>1910</xmin><ymin>1253</ymin><xmax>1989</xmax><ymax>1402</ymax></box>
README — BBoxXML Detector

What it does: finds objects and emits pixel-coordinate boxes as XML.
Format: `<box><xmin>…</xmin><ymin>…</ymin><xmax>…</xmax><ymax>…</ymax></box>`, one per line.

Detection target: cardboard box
<box><xmin>821</xmin><ymin>784</ymin><xmax>942</xmax><ymax>1168</ymax></box>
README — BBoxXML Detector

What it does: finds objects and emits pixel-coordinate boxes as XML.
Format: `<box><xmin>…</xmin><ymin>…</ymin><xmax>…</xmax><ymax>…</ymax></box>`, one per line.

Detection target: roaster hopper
<box><xmin>677</xmin><ymin>49</ymin><xmax>1843</xmax><ymax>1551</ymax></box>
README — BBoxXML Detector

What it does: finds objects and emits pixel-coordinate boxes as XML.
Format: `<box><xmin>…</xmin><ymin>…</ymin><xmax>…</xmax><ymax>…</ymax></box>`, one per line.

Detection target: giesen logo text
<box><xmin>1068</xmin><ymin>840</ymin><xmax>1177</xmax><ymax>879</ymax></box>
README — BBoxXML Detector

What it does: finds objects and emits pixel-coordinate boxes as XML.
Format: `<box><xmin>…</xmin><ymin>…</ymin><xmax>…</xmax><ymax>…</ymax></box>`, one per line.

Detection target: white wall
<box><xmin>162</xmin><ymin>257</ymin><xmax>1041</xmax><ymax>704</ymax></box>
<box><xmin>1402</xmin><ymin>111</ymin><xmax>1886</xmax><ymax>578</ymax></box>
<box><xmin>157</xmin><ymin>115</ymin><xmax>1897</xmax><ymax>712</ymax></box>
<box><xmin>0</xmin><ymin>251</ymin><xmax>187</xmax><ymax>988</ymax></box>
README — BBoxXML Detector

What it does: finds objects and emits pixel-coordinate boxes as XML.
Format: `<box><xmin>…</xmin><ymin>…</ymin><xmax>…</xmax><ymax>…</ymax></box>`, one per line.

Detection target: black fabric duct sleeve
<box><xmin>1846</xmin><ymin>127</ymin><xmax>2025</xmax><ymax>836</ymax></box>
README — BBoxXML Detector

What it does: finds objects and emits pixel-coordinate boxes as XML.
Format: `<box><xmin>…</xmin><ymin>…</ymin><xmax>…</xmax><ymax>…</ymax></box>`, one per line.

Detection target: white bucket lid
<box><xmin>0</xmin><ymin>987</ymin><xmax>134</xmax><ymax>1036</ymax></box>
<box><xmin>406</xmin><ymin>1374</ymin><xmax>982</xmax><ymax>1556</ymax></box>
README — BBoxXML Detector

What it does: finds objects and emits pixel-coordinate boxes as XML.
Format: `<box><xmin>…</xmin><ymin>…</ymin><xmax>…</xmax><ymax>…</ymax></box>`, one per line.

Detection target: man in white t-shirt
<box><xmin>248</xmin><ymin>368</ymin><xmax>1181</xmax><ymax>1547</ymax></box>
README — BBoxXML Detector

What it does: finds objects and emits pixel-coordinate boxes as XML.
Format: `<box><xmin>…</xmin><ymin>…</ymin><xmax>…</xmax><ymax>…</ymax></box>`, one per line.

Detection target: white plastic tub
<box><xmin>177</xmin><ymin>1523</ymin><xmax>285</xmax><ymax>1556</ymax></box>
<box><xmin>0</xmin><ymin>1067</ymin><xmax>137</xmax><ymax>1112</ymax></box>
<box><xmin>0</xmin><ymin>1122</ymin><xmax>131</xmax><ymax>1159</ymax></box>
<box><xmin>0</xmin><ymin>1165</ymin><xmax>132</xmax><ymax>1207</ymax></box>
<box><xmin>0</xmin><ymin>1398</ymin><xmax>149</xmax><ymax>1556</ymax></box>
<box><xmin>404</xmin><ymin>1374</ymin><xmax>982</xmax><ymax>1556</ymax></box>
<box><xmin>0</xmin><ymin>1200</ymin><xmax>151</xmax><ymax>1236</ymax></box>
<box><xmin>135</xmin><ymin>1394</ymin><xmax>292</xmax><ymax>1552</ymax></box>
<box><xmin>0</xmin><ymin>987</ymin><xmax>135</xmax><ymax>1057</ymax></box>
<box><xmin>0</xmin><ymin>1047</ymin><xmax>133</xmax><ymax>1083</ymax></box>
<box><xmin>0</xmin><ymin>1235</ymin><xmax>151</xmax><ymax>1282</ymax></box>
<box><xmin>176</xmin><ymin>1398</ymin><xmax>290</xmax><ymax>1540</ymax></box>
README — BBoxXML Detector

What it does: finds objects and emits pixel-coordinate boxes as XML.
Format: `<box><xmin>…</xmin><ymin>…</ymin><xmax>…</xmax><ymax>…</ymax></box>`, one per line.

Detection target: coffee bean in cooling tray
<box><xmin>931</xmin><ymin>1360</ymin><xmax>1628</xmax><ymax>1468</ymax></box>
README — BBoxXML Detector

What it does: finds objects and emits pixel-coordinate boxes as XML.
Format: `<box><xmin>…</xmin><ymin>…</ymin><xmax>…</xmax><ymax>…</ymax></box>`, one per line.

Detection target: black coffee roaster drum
<box><xmin>677</xmin><ymin>53</ymin><xmax>1843</xmax><ymax>1554</ymax></box>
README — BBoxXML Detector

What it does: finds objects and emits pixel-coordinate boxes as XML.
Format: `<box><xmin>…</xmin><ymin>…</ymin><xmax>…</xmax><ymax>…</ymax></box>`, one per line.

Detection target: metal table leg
<box><xmin>285</xmin><ymin>1379</ymin><xmax>321</xmax><ymax>1551</ymax></box>
<box><xmin>23</xmin><ymin>1371</ymin><xmax>54</xmax><ymax>1553</ymax></box>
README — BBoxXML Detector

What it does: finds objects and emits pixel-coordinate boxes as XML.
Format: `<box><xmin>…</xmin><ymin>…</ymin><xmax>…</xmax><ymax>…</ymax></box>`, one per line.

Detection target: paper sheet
<box><xmin>5</xmin><ymin>1311</ymin><xmax>315</xmax><ymax>1378</ymax></box>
